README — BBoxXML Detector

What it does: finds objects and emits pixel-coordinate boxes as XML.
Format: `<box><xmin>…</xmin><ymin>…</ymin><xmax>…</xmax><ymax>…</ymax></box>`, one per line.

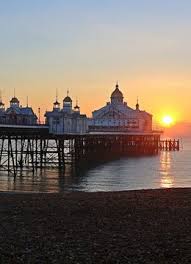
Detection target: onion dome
<box><xmin>53</xmin><ymin>100</ymin><xmax>60</xmax><ymax>110</ymax></box>
<box><xmin>54</xmin><ymin>100</ymin><xmax>60</xmax><ymax>105</ymax></box>
<box><xmin>74</xmin><ymin>100</ymin><xmax>80</xmax><ymax>112</ymax></box>
<box><xmin>63</xmin><ymin>96</ymin><xmax>72</xmax><ymax>103</ymax></box>
<box><xmin>74</xmin><ymin>105</ymin><xmax>80</xmax><ymax>110</ymax></box>
<box><xmin>53</xmin><ymin>89</ymin><xmax>60</xmax><ymax>110</ymax></box>
<box><xmin>63</xmin><ymin>90</ymin><xmax>73</xmax><ymax>113</ymax></box>
<box><xmin>111</xmin><ymin>82</ymin><xmax>124</xmax><ymax>104</ymax></box>
<box><xmin>10</xmin><ymin>97</ymin><xmax>19</xmax><ymax>104</ymax></box>
<box><xmin>111</xmin><ymin>83</ymin><xmax>123</xmax><ymax>99</ymax></box>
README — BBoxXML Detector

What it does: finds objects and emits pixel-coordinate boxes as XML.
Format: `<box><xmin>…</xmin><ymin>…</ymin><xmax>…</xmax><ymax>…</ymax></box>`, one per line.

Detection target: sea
<box><xmin>0</xmin><ymin>136</ymin><xmax>190</xmax><ymax>193</ymax></box>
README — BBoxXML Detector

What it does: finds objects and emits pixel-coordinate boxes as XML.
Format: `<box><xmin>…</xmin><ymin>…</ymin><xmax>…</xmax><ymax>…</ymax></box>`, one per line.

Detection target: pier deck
<box><xmin>0</xmin><ymin>125</ymin><xmax>179</xmax><ymax>177</ymax></box>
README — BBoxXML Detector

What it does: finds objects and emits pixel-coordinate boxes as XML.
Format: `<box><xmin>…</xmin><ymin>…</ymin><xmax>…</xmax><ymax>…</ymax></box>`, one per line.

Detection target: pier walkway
<box><xmin>0</xmin><ymin>125</ymin><xmax>179</xmax><ymax>177</ymax></box>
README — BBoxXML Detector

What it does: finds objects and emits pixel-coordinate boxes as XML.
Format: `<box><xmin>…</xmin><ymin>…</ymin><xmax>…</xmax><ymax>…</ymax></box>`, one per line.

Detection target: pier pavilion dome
<box><xmin>74</xmin><ymin>101</ymin><xmax>80</xmax><ymax>113</ymax></box>
<box><xmin>10</xmin><ymin>97</ymin><xmax>20</xmax><ymax>107</ymax></box>
<box><xmin>63</xmin><ymin>91</ymin><xmax>72</xmax><ymax>113</ymax></box>
<box><xmin>45</xmin><ymin>94</ymin><xmax>87</xmax><ymax>134</ymax></box>
<box><xmin>63</xmin><ymin>96</ymin><xmax>72</xmax><ymax>103</ymax></box>
<box><xmin>111</xmin><ymin>83</ymin><xmax>124</xmax><ymax>104</ymax></box>
<box><xmin>53</xmin><ymin>100</ymin><xmax>60</xmax><ymax>111</ymax></box>
<box><xmin>89</xmin><ymin>82</ymin><xmax>153</xmax><ymax>133</ymax></box>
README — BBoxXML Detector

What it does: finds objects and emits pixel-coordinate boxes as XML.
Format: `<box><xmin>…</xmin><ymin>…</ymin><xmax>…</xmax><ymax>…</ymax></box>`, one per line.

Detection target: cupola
<box><xmin>111</xmin><ymin>82</ymin><xmax>124</xmax><ymax>104</ymax></box>
<box><xmin>74</xmin><ymin>99</ymin><xmax>80</xmax><ymax>113</ymax></box>
<box><xmin>10</xmin><ymin>97</ymin><xmax>20</xmax><ymax>107</ymax></box>
<box><xmin>63</xmin><ymin>90</ymin><xmax>72</xmax><ymax>113</ymax></box>
<box><xmin>53</xmin><ymin>100</ymin><xmax>60</xmax><ymax>111</ymax></box>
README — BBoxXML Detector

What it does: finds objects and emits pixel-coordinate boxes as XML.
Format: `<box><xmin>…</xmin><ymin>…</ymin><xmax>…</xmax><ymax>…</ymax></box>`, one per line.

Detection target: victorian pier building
<box><xmin>88</xmin><ymin>83</ymin><xmax>152</xmax><ymax>133</ymax></box>
<box><xmin>45</xmin><ymin>92</ymin><xmax>87</xmax><ymax>135</ymax></box>
<box><xmin>0</xmin><ymin>84</ymin><xmax>179</xmax><ymax>177</ymax></box>
<box><xmin>0</xmin><ymin>95</ymin><xmax>37</xmax><ymax>125</ymax></box>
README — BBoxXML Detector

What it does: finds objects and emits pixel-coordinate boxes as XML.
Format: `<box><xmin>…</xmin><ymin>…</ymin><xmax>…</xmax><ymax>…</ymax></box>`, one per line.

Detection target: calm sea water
<box><xmin>0</xmin><ymin>137</ymin><xmax>190</xmax><ymax>193</ymax></box>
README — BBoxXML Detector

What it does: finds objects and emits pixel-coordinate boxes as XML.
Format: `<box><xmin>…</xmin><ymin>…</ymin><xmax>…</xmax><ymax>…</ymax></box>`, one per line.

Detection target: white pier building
<box><xmin>0</xmin><ymin>96</ymin><xmax>37</xmax><ymax>125</ymax></box>
<box><xmin>45</xmin><ymin>93</ymin><xmax>87</xmax><ymax>134</ymax></box>
<box><xmin>88</xmin><ymin>83</ymin><xmax>152</xmax><ymax>133</ymax></box>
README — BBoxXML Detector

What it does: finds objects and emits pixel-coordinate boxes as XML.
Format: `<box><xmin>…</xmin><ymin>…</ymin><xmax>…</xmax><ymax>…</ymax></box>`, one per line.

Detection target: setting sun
<box><xmin>162</xmin><ymin>115</ymin><xmax>174</xmax><ymax>126</ymax></box>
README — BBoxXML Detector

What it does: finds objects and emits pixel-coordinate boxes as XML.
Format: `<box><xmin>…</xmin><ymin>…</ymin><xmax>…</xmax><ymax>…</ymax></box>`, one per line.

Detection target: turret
<box><xmin>63</xmin><ymin>90</ymin><xmax>72</xmax><ymax>113</ymax></box>
<box><xmin>53</xmin><ymin>100</ymin><xmax>60</xmax><ymax>111</ymax></box>
<box><xmin>10</xmin><ymin>97</ymin><xmax>20</xmax><ymax>108</ymax></box>
<box><xmin>136</xmin><ymin>97</ymin><xmax>140</xmax><ymax>111</ymax></box>
<box><xmin>10</xmin><ymin>89</ymin><xmax>19</xmax><ymax>108</ymax></box>
<box><xmin>53</xmin><ymin>91</ymin><xmax>60</xmax><ymax>111</ymax></box>
<box><xmin>110</xmin><ymin>82</ymin><xmax>124</xmax><ymax>105</ymax></box>
<box><xmin>74</xmin><ymin>99</ymin><xmax>80</xmax><ymax>114</ymax></box>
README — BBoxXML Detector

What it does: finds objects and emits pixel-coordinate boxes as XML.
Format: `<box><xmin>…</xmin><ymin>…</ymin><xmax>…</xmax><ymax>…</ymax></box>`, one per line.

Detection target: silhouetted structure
<box><xmin>0</xmin><ymin>125</ymin><xmax>178</xmax><ymax>178</ymax></box>
<box><xmin>0</xmin><ymin>96</ymin><xmax>37</xmax><ymax>125</ymax></box>
<box><xmin>45</xmin><ymin>92</ymin><xmax>87</xmax><ymax>134</ymax></box>
<box><xmin>0</xmin><ymin>85</ymin><xmax>179</xmax><ymax>178</ymax></box>
<box><xmin>88</xmin><ymin>83</ymin><xmax>152</xmax><ymax>133</ymax></box>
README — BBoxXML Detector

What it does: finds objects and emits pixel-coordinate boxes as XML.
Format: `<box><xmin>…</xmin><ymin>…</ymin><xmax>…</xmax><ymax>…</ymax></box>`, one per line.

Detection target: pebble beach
<box><xmin>0</xmin><ymin>188</ymin><xmax>191</xmax><ymax>263</ymax></box>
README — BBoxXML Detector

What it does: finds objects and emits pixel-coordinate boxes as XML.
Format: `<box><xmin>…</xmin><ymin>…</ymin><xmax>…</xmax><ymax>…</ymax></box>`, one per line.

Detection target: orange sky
<box><xmin>1</xmin><ymin>72</ymin><xmax>190</xmax><ymax>124</ymax></box>
<box><xmin>1</xmin><ymin>1</ymin><xmax>191</xmax><ymax>124</ymax></box>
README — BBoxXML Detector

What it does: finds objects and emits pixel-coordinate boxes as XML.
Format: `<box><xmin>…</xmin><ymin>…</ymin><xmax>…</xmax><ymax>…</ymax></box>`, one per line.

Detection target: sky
<box><xmin>0</xmin><ymin>0</ymin><xmax>191</xmax><ymax>123</ymax></box>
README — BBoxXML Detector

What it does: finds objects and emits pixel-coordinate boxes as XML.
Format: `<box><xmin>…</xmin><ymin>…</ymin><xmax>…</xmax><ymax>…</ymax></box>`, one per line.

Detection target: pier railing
<box><xmin>159</xmin><ymin>139</ymin><xmax>179</xmax><ymax>151</ymax></box>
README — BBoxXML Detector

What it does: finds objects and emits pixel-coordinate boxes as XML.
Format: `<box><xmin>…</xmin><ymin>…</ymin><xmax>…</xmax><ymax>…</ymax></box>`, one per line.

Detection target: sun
<box><xmin>162</xmin><ymin>115</ymin><xmax>174</xmax><ymax>126</ymax></box>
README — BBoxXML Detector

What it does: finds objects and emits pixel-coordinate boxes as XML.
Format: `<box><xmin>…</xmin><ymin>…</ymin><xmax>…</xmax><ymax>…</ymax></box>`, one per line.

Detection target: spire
<box><xmin>136</xmin><ymin>97</ymin><xmax>140</xmax><ymax>110</ymax></box>
<box><xmin>53</xmin><ymin>89</ymin><xmax>60</xmax><ymax>110</ymax></box>
<box><xmin>56</xmin><ymin>88</ymin><xmax>58</xmax><ymax>101</ymax></box>
<box><xmin>27</xmin><ymin>96</ymin><xmax>29</xmax><ymax>107</ymax></box>
<box><xmin>67</xmin><ymin>89</ymin><xmax>69</xmax><ymax>96</ymax></box>
<box><xmin>74</xmin><ymin>97</ymin><xmax>80</xmax><ymax>112</ymax></box>
<box><xmin>116</xmin><ymin>81</ymin><xmax>119</xmax><ymax>89</ymax></box>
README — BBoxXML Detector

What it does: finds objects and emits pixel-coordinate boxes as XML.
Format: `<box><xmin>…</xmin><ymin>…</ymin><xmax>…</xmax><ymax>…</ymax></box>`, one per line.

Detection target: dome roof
<box><xmin>10</xmin><ymin>97</ymin><xmax>19</xmax><ymax>104</ymax></box>
<box><xmin>74</xmin><ymin>105</ymin><xmax>80</xmax><ymax>109</ymax></box>
<box><xmin>63</xmin><ymin>96</ymin><xmax>72</xmax><ymax>103</ymax></box>
<box><xmin>54</xmin><ymin>100</ymin><xmax>60</xmax><ymax>105</ymax></box>
<box><xmin>111</xmin><ymin>84</ymin><xmax>123</xmax><ymax>98</ymax></box>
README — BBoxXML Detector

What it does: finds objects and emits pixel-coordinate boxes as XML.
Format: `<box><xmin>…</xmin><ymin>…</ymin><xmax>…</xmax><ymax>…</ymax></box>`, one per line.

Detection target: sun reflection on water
<box><xmin>160</xmin><ymin>151</ymin><xmax>174</xmax><ymax>188</ymax></box>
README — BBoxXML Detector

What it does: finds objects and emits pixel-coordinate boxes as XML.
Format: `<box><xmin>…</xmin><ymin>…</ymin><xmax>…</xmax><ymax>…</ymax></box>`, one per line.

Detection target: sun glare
<box><xmin>162</xmin><ymin>115</ymin><xmax>174</xmax><ymax>126</ymax></box>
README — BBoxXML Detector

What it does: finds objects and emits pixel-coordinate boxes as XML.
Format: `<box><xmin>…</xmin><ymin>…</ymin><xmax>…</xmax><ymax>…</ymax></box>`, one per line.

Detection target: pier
<box><xmin>0</xmin><ymin>82</ymin><xmax>180</xmax><ymax>179</ymax></box>
<box><xmin>159</xmin><ymin>139</ymin><xmax>180</xmax><ymax>151</ymax></box>
<box><xmin>0</xmin><ymin>125</ymin><xmax>179</xmax><ymax>177</ymax></box>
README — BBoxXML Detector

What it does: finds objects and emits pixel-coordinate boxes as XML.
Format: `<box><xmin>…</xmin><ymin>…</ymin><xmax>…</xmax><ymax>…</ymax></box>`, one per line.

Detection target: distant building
<box><xmin>0</xmin><ymin>97</ymin><xmax>6</xmax><ymax>124</ymax></box>
<box><xmin>88</xmin><ymin>83</ymin><xmax>152</xmax><ymax>133</ymax></box>
<box><xmin>45</xmin><ymin>93</ymin><xmax>87</xmax><ymax>134</ymax></box>
<box><xmin>0</xmin><ymin>96</ymin><xmax>37</xmax><ymax>125</ymax></box>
